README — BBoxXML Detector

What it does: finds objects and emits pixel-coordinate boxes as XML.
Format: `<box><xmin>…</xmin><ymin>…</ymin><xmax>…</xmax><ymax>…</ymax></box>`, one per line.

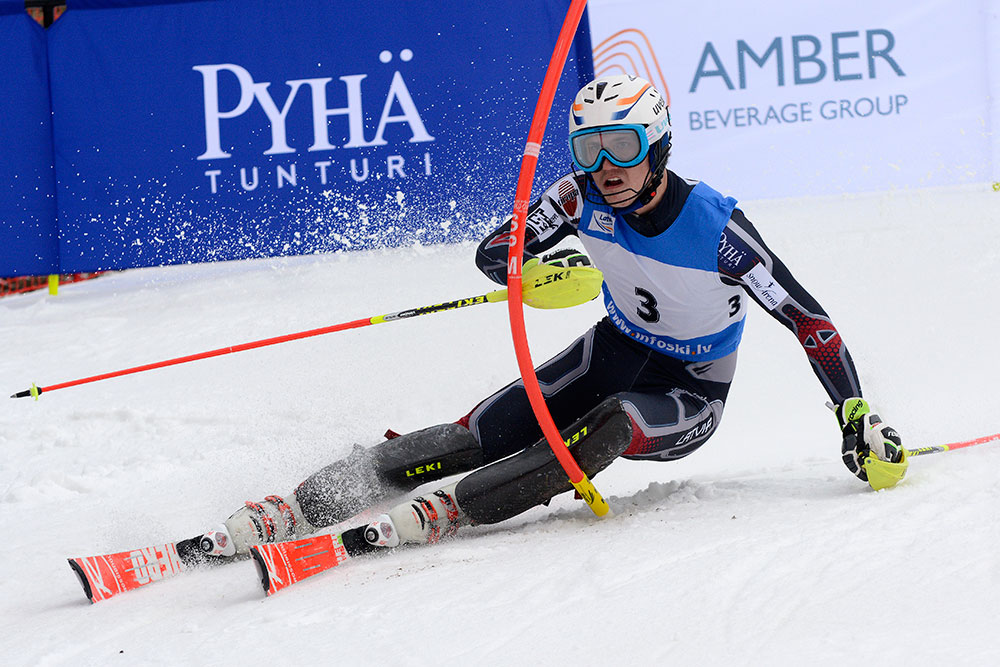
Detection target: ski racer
<box><xmin>189</xmin><ymin>75</ymin><xmax>908</xmax><ymax>564</ymax></box>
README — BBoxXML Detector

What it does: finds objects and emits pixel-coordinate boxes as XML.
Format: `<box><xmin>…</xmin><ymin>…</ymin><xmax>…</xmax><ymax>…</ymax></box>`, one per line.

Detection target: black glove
<box><xmin>835</xmin><ymin>397</ymin><xmax>907</xmax><ymax>489</ymax></box>
<box><xmin>540</xmin><ymin>248</ymin><xmax>591</xmax><ymax>268</ymax></box>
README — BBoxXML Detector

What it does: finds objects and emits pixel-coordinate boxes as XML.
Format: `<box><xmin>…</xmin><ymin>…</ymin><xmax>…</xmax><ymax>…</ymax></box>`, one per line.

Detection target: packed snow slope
<box><xmin>1</xmin><ymin>184</ymin><xmax>998</xmax><ymax>665</ymax></box>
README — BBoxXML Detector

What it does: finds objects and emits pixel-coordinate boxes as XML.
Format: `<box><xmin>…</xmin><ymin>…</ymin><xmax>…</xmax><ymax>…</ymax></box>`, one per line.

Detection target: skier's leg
<box><xmin>297</xmin><ymin>320</ymin><xmax>644</xmax><ymax>550</ymax></box>
<box><xmin>464</xmin><ymin>322</ymin><xmax>643</xmax><ymax>463</ymax></box>
<box><xmin>452</xmin><ymin>383</ymin><xmax>731</xmax><ymax>523</ymax></box>
<box><xmin>455</xmin><ymin>395</ymin><xmax>634</xmax><ymax>525</ymax></box>
<box><xmin>343</xmin><ymin>379</ymin><xmax>734</xmax><ymax>555</ymax></box>
<box><xmin>207</xmin><ymin>320</ymin><xmax>655</xmax><ymax>558</ymax></box>
<box><xmin>207</xmin><ymin>423</ymin><xmax>484</xmax><ymax>557</ymax></box>
<box><xmin>343</xmin><ymin>395</ymin><xmax>635</xmax><ymax>554</ymax></box>
<box><xmin>294</xmin><ymin>423</ymin><xmax>483</xmax><ymax>527</ymax></box>
<box><xmin>617</xmin><ymin>389</ymin><xmax>726</xmax><ymax>460</ymax></box>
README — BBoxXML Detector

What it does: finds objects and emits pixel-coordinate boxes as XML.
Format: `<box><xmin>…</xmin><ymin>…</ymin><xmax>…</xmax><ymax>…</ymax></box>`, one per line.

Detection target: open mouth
<box><xmin>603</xmin><ymin>176</ymin><xmax>624</xmax><ymax>190</ymax></box>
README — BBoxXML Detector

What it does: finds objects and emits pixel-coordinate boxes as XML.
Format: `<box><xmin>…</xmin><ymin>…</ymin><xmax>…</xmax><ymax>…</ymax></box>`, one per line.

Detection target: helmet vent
<box><xmin>595</xmin><ymin>81</ymin><xmax>608</xmax><ymax>98</ymax></box>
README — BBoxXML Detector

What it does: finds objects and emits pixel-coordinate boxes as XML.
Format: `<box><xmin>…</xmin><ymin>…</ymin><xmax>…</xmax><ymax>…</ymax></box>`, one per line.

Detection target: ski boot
<box><xmin>178</xmin><ymin>494</ymin><xmax>314</xmax><ymax>566</ymax></box>
<box><xmin>343</xmin><ymin>482</ymin><xmax>467</xmax><ymax>556</ymax></box>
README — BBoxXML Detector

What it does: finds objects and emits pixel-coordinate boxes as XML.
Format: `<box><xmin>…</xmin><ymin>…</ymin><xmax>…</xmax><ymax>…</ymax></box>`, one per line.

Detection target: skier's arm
<box><xmin>476</xmin><ymin>174</ymin><xmax>586</xmax><ymax>284</ymax></box>
<box><xmin>720</xmin><ymin>211</ymin><xmax>909</xmax><ymax>488</ymax></box>
<box><xmin>718</xmin><ymin>210</ymin><xmax>862</xmax><ymax>405</ymax></box>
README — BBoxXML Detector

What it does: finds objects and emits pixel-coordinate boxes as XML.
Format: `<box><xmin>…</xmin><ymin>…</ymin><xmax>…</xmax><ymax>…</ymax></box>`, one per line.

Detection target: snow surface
<box><xmin>2</xmin><ymin>184</ymin><xmax>999</xmax><ymax>665</ymax></box>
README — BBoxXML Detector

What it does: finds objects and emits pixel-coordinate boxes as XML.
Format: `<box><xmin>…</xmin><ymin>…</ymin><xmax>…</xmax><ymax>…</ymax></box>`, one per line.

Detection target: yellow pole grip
<box><xmin>486</xmin><ymin>289</ymin><xmax>508</xmax><ymax>303</ymax></box>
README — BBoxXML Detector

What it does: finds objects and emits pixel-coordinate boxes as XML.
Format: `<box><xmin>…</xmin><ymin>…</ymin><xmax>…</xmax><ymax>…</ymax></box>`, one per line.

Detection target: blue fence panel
<box><xmin>0</xmin><ymin>1</ymin><xmax>59</xmax><ymax>277</ymax></box>
<box><xmin>49</xmin><ymin>0</ymin><xmax>593</xmax><ymax>272</ymax></box>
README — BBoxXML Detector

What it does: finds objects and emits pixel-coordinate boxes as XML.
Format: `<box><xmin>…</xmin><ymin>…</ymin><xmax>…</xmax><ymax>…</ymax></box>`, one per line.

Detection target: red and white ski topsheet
<box><xmin>68</xmin><ymin>542</ymin><xmax>187</xmax><ymax>603</ymax></box>
<box><xmin>250</xmin><ymin>532</ymin><xmax>351</xmax><ymax>596</ymax></box>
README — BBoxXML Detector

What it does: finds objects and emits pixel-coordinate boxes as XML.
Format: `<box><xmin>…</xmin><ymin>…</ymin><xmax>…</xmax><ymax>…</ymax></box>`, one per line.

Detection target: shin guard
<box><xmin>295</xmin><ymin>423</ymin><xmax>483</xmax><ymax>528</ymax></box>
<box><xmin>455</xmin><ymin>397</ymin><xmax>632</xmax><ymax>525</ymax></box>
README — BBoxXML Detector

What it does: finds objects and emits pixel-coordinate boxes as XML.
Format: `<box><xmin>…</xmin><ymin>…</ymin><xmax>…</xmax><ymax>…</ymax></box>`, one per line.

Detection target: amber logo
<box><xmin>592</xmin><ymin>29</ymin><xmax>671</xmax><ymax>105</ymax></box>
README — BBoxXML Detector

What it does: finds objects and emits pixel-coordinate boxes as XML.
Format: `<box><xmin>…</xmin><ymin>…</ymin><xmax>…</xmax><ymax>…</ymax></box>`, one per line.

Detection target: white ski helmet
<box><xmin>568</xmin><ymin>74</ymin><xmax>671</xmax><ymax>175</ymax></box>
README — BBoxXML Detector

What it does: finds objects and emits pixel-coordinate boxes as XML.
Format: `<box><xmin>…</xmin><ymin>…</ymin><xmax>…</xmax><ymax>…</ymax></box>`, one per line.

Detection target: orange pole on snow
<box><xmin>505</xmin><ymin>0</ymin><xmax>610</xmax><ymax>517</ymax></box>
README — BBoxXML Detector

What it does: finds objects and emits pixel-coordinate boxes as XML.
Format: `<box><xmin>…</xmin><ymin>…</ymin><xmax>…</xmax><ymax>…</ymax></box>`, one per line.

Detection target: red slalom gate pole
<box><xmin>505</xmin><ymin>0</ymin><xmax>610</xmax><ymax>517</ymax></box>
<box><xmin>11</xmin><ymin>288</ymin><xmax>510</xmax><ymax>400</ymax></box>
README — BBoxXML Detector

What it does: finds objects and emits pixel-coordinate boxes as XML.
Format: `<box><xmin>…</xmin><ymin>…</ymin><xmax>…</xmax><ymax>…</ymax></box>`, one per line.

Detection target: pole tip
<box><xmin>11</xmin><ymin>384</ymin><xmax>42</xmax><ymax>400</ymax></box>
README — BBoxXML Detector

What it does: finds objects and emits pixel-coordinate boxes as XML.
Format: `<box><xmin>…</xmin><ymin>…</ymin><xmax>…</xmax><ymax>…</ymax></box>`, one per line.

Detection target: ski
<box><xmin>250</xmin><ymin>532</ymin><xmax>352</xmax><ymax>596</ymax></box>
<box><xmin>69</xmin><ymin>530</ymin><xmax>358</xmax><ymax>602</ymax></box>
<box><xmin>67</xmin><ymin>534</ymin><xmax>234</xmax><ymax>603</ymax></box>
<box><xmin>68</xmin><ymin>538</ymin><xmax>194</xmax><ymax>603</ymax></box>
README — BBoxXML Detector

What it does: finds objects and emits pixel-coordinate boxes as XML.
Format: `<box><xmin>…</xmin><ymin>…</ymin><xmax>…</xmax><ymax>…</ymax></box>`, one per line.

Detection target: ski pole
<box><xmin>824</xmin><ymin>402</ymin><xmax>999</xmax><ymax>460</ymax></box>
<box><xmin>11</xmin><ymin>289</ymin><xmax>508</xmax><ymax>400</ymax></box>
<box><xmin>905</xmin><ymin>432</ymin><xmax>1000</xmax><ymax>457</ymax></box>
<box><xmin>11</xmin><ymin>263</ymin><xmax>603</xmax><ymax>401</ymax></box>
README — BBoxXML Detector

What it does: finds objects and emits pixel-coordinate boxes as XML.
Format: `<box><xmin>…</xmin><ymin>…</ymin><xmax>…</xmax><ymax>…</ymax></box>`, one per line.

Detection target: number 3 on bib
<box><xmin>634</xmin><ymin>286</ymin><xmax>660</xmax><ymax>323</ymax></box>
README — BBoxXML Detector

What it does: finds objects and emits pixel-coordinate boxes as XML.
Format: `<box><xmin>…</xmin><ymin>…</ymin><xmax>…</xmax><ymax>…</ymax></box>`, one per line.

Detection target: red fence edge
<box><xmin>0</xmin><ymin>273</ymin><xmax>104</xmax><ymax>297</ymax></box>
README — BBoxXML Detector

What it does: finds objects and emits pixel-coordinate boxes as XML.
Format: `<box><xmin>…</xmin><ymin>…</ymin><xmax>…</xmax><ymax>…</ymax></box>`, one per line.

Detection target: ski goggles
<box><xmin>569</xmin><ymin>124</ymin><xmax>651</xmax><ymax>173</ymax></box>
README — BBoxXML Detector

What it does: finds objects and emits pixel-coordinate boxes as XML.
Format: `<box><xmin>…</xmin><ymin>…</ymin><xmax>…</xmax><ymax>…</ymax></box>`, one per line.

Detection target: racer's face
<box><xmin>593</xmin><ymin>160</ymin><xmax>651</xmax><ymax>209</ymax></box>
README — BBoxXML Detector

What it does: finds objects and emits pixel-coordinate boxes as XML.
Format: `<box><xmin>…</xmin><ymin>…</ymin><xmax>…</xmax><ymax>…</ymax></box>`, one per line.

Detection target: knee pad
<box><xmin>455</xmin><ymin>397</ymin><xmax>632</xmax><ymax>525</ymax></box>
<box><xmin>295</xmin><ymin>423</ymin><xmax>483</xmax><ymax>528</ymax></box>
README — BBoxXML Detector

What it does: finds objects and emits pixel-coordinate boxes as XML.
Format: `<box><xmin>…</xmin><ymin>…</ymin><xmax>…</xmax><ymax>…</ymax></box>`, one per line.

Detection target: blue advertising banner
<box><xmin>0</xmin><ymin>1</ymin><xmax>58</xmax><ymax>277</ymax></box>
<box><xmin>48</xmin><ymin>0</ymin><xmax>593</xmax><ymax>272</ymax></box>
